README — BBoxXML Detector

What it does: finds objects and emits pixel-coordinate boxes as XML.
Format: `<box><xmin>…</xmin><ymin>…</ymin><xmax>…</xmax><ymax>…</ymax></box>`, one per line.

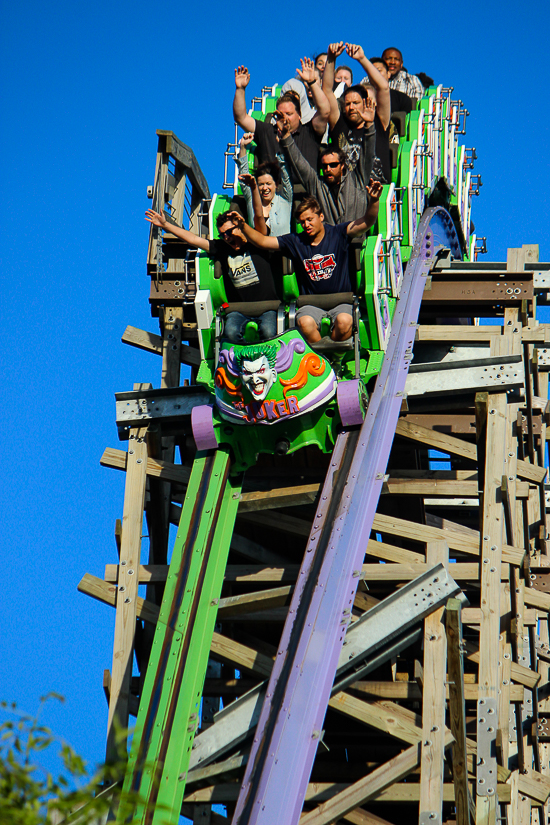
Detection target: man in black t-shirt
<box><xmin>145</xmin><ymin>209</ymin><xmax>279</xmax><ymax>343</ymax></box>
<box><xmin>226</xmin><ymin>190</ymin><xmax>382</xmax><ymax>346</ymax></box>
<box><xmin>232</xmin><ymin>63</ymin><xmax>330</xmax><ymax>174</ymax></box>
<box><xmin>323</xmin><ymin>43</ymin><xmax>392</xmax><ymax>183</ymax></box>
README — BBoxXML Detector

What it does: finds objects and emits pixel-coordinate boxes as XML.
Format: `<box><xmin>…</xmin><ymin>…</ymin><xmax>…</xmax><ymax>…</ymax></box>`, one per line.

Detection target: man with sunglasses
<box><xmin>145</xmin><ymin>208</ymin><xmax>279</xmax><ymax>343</ymax></box>
<box><xmin>277</xmin><ymin>112</ymin><xmax>379</xmax><ymax>227</ymax></box>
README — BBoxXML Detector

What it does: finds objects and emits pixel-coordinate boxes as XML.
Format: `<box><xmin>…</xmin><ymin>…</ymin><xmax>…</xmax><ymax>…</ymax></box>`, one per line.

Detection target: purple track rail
<box><xmin>231</xmin><ymin>208</ymin><xmax>461</xmax><ymax>825</ymax></box>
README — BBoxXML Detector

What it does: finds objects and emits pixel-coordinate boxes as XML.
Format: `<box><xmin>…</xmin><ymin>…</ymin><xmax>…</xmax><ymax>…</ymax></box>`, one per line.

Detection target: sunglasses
<box><xmin>321</xmin><ymin>161</ymin><xmax>341</xmax><ymax>169</ymax></box>
<box><xmin>220</xmin><ymin>228</ymin><xmax>235</xmax><ymax>239</ymax></box>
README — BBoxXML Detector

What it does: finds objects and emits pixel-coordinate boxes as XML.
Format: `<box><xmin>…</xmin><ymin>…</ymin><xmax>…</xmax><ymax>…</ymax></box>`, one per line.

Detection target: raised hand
<box><xmin>346</xmin><ymin>43</ymin><xmax>365</xmax><ymax>61</ymax></box>
<box><xmin>239</xmin><ymin>173</ymin><xmax>257</xmax><ymax>190</ymax></box>
<box><xmin>235</xmin><ymin>66</ymin><xmax>250</xmax><ymax>88</ymax></box>
<box><xmin>274</xmin><ymin>110</ymin><xmax>291</xmax><ymax>140</ymax></box>
<box><xmin>296</xmin><ymin>57</ymin><xmax>318</xmax><ymax>85</ymax></box>
<box><xmin>227</xmin><ymin>210</ymin><xmax>246</xmax><ymax>230</ymax></box>
<box><xmin>240</xmin><ymin>132</ymin><xmax>255</xmax><ymax>148</ymax></box>
<box><xmin>328</xmin><ymin>41</ymin><xmax>346</xmax><ymax>58</ymax></box>
<box><xmin>357</xmin><ymin>93</ymin><xmax>376</xmax><ymax>122</ymax></box>
<box><xmin>366</xmin><ymin>179</ymin><xmax>384</xmax><ymax>200</ymax></box>
<box><xmin>145</xmin><ymin>209</ymin><xmax>167</xmax><ymax>228</ymax></box>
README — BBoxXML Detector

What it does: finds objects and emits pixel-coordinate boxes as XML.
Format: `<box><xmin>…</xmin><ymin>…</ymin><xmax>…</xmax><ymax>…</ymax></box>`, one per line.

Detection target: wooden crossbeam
<box><xmin>372</xmin><ymin>513</ymin><xmax>524</xmax><ymax>566</ymax></box>
<box><xmin>122</xmin><ymin>324</ymin><xmax>201</xmax><ymax>366</ymax></box>
<box><xmin>181</xmin><ymin>780</ymin><xmax>513</xmax><ymax>805</ymax></box>
<box><xmin>100</xmin><ymin>447</ymin><xmax>191</xmax><ymax>485</ymax></box>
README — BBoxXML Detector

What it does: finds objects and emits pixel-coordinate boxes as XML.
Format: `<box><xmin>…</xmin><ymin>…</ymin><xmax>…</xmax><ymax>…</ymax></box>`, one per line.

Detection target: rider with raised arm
<box><xmin>226</xmin><ymin>185</ymin><xmax>382</xmax><ymax>347</ymax></box>
<box><xmin>236</xmin><ymin>132</ymin><xmax>292</xmax><ymax>236</ymax></box>
<box><xmin>276</xmin><ymin>102</ymin><xmax>376</xmax><ymax>226</ymax></box>
<box><xmin>233</xmin><ymin>61</ymin><xmax>329</xmax><ymax>173</ymax></box>
<box><xmin>144</xmin><ymin>208</ymin><xmax>280</xmax><ymax>344</ymax></box>
<box><xmin>324</xmin><ymin>42</ymin><xmax>392</xmax><ymax>184</ymax></box>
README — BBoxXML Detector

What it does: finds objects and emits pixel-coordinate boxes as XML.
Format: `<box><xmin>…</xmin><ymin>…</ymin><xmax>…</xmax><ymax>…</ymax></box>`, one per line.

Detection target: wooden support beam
<box><xmin>78</xmin><ymin>573</ymin><xmax>160</xmax><ymax>625</ymax></box>
<box><xmin>446</xmin><ymin>597</ymin><xmax>474</xmax><ymax>825</ymax></box>
<box><xmin>419</xmin><ymin>541</ymin><xmax>449</xmax><ymax>825</ymax></box>
<box><xmin>106</xmin><ymin>416</ymin><xmax>148</xmax><ymax>763</ymax></box>
<box><xmin>181</xmin><ymin>779</ymin><xmax>513</xmax><ymax>806</ymax></box>
<box><xmin>475</xmin><ymin>391</ymin><xmax>507</xmax><ymax>825</ymax></box>
<box><xmin>395</xmin><ymin>417</ymin><xmax>544</xmax><ymax>484</ymax></box>
<box><xmin>160</xmin><ymin>306</ymin><xmax>185</xmax><ymax>387</ymax></box>
<box><xmin>351</xmin><ymin>681</ymin><xmax>524</xmax><ymax>702</ymax></box>
<box><xmin>328</xmin><ymin>693</ymin><xmax>425</xmax><ymax>746</ymax></box>
<box><xmin>100</xmin><ymin>447</ymin><xmax>191</xmax><ymax>485</ymax></box>
<box><xmin>121</xmin><ymin>324</ymin><xmax>201</xmax><ymax>366</ymax></box>
<box><xmin>372</xmin><ymin>513</ymin><xmax>524</xmax><ymax>566</ymax></box>
<box><xmin>210</xmin><ymin>632</ymin><xmax>274</xmax><ymax>678</ymax></box>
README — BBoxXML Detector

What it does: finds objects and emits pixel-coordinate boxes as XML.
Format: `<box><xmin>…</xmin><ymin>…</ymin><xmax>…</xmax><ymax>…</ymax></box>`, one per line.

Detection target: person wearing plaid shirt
<box><xmin>382</xmin><ymin>47</ymin><xmax>424</xmax><ymax>101</ymax></box>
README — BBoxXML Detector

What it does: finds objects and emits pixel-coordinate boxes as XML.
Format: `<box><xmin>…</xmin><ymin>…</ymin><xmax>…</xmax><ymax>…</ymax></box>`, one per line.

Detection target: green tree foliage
<box><xmin>0</xmin><ymin>694</ymin><xmax>141</xmax><ymax>825</ymax></box>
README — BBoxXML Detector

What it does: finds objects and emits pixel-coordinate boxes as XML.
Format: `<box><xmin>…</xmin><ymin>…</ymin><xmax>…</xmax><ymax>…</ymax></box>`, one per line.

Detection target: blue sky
<box><xmin>2</xmin><ymin>0</ymin><xmax>549</xmax><ymax>797</ymax></box>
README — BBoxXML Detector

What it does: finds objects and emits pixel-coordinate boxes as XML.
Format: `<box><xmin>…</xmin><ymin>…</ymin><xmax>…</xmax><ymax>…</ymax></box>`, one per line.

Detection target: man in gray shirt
<box><xmin>277</xmin><ymin>109</ymin><xmax>379</xmax><ymax>227</ymax></box>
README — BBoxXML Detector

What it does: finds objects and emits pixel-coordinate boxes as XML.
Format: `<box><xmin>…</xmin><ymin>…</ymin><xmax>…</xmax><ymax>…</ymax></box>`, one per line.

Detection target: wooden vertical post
<box><xmin>419</xmin><ymin>540</ymin><xmax>448</xmax><ymax>825</ymax></box>
<box><xmin>106</xmin><ymin>391</ymin><xmax>149</xmax><ymax>763</ymax></box>
<box><xmin>476</xmin><ymin>392</ymin><xmax>507</xmax><ymax>825</ymax></box>
<box><xmin>446</xmin><ymin>597</ymin><xmax>473</xmax><ymax>825</ymax></box>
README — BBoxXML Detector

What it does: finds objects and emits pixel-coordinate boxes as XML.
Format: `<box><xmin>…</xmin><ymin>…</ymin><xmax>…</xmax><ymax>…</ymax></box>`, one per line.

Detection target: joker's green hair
<box><xmin>235</xmin><ymin>343</ymin><xmax>278</xmax><ymax>370</ymax></box>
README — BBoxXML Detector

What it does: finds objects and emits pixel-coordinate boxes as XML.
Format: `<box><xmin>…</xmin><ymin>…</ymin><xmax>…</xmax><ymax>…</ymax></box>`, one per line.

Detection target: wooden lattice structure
<box><xmin>78</xmin><ymin>131</ymin><xmax>550</xmax><ymax>825</ymax></box>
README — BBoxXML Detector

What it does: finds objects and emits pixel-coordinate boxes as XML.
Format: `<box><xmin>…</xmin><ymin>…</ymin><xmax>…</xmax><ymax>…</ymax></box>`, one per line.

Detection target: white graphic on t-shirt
<box><xmin>227</xmin><ymin>254</ymin><xmax>260</xmax><ymax>289</ymax></box>
<box><xmin>304</xmin><ymin>253</ymin><xmax>337</xmax><ymax>281</ymax></box>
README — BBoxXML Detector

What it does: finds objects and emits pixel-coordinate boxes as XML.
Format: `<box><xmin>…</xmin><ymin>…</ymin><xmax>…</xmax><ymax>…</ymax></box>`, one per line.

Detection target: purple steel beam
<box><xmin>231</xmin><ymin>208</ymin><xmax>461</xmax><ymax>825</ymax></box>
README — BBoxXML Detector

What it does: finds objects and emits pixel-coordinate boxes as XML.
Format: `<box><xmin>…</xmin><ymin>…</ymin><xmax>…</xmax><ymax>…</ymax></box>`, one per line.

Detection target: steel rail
<box><xmin>232</xmin><ymin>207</ymin><xmax>461</xmax><ymax>825</ymax></box>
<box><xmin>118</xmin><ymin>448</ymin><xmax>241</xmax><ymax>825</ymax></box>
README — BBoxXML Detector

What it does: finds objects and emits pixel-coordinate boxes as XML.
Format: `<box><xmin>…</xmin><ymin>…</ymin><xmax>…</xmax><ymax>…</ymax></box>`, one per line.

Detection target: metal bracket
<box><xmin>477</xmin><ymin>697</ymin><xmax>498</xmax><ymax>796</ymax></box>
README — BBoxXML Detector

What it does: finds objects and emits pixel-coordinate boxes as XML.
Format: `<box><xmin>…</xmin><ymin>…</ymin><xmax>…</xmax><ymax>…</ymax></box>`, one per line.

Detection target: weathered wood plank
<box><xmin>121</xmin><ymin>325</ymin><xmax>202</xmax><ymax>367</ymax></box>
<box><xmin>181</xmin><ymin>780</ymin><xmax>512</xmax><ymax>805</ymax></box>
<box><xmin>372</xmin><ymin>513</ymin><xmax>523</xmax><ymax>566</ymax></box>
<box><xmin>419</xmin><ymin>541</ymin><xmax>449</xmax><ymax>824</ymax></box>
<box><xmin>446</xmin><ymin>597</ymin><xmax>474</xmax><ymax>825</ymax></box>
<box><xmin>476</xmin><ymin>391</ymin><xmax>506</xmax><ymax>825</ymax></box>
<box><xmin>100</xmin><ymin>447</ymin><xmax>191</xmax><ymax>485</ymax></box>
<box><xmin>106</xmin><ymin>422</ymin><xmax>148</xmax><ymax>761</ymax></box>
<box><xmin>352</xmin><ymin>681</ymin><xmax>524</xmax><ymax>702</ymax></box>
<box><xmin>210</xmin><ymin>632</ymin><xmax>274</xmax><ymax>677</ymax></box>
<box><xmin>78</xmin><ymin>572</ymin><xmax>160</xmax><ymax>625</ymax></box>
<box><xmin>328</xmin><ymin>695</ymin><xmax>424</xmax><ymax>746</ymax></box>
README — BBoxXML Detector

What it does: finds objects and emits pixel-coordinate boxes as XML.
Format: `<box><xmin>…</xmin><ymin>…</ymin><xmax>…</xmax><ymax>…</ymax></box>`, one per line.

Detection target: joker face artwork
<box><xmin>239</xmin><ymin>353</ymin><xmax>277</xmax><ymax>401</ymax></box>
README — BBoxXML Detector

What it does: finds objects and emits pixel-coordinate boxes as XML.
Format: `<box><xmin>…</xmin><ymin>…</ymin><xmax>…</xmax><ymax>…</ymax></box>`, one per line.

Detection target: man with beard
<box><xmin>323</xmin><ymin>42</ymin><xmax>391</xmax><ymax>183</ymax></box>
<box><xmin>277</xmin><ymin>115</ymin><xmax>379</xmax><ymax>226</ymax></box>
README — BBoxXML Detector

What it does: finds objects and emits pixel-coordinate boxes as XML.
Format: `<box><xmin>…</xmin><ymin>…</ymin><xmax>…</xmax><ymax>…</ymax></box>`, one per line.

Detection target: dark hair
<box><xmin>314</xmin><ymin>51</ymin><xmax>327</xmax><ymax>64</ymax></box>
<box><xmin>416</xmin><ymin>72</ymin><xmax>434</xmax><ymax>88</ymax></box>
<box><xmin>382</xmin><ymin>47</ymin><xmax>403</xmax><ymax>60</ymax></box>
<box><xmin>254</xmin><ymin>161</ymin><xmax>281</xmax><ymax>187</ymax></box>
<box><xmin>335</xmin><ymin>65</ymin><xmax>353</xmax><ymax>83</ymax></box>
<box><xmin>343</xmin><ymin>84</ymin><xmax>370</xmax><ymax>103</ymax></box>
<box><xmin>215</xmin><ymin>211</ymin><xmax>233</xmax><ymax>229</ymax></box>
<box><xmin>319</xmin><ymin>145</ymin><xmax>347</xmax><ymax>166</ymax></box>
<box><xmin>295</xmin><ymin>196</ymin><xmax>323</xmax><ymax>218</ymax></box>
<box><xmin>370</xmin><ymin>57</ymin><xmax>389</xmax><ymax>71</ymax></box>
<box><xmin>276</xmin><ymin>91</ymin><xmax>301</xmax><ymax>116</ymax></box>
